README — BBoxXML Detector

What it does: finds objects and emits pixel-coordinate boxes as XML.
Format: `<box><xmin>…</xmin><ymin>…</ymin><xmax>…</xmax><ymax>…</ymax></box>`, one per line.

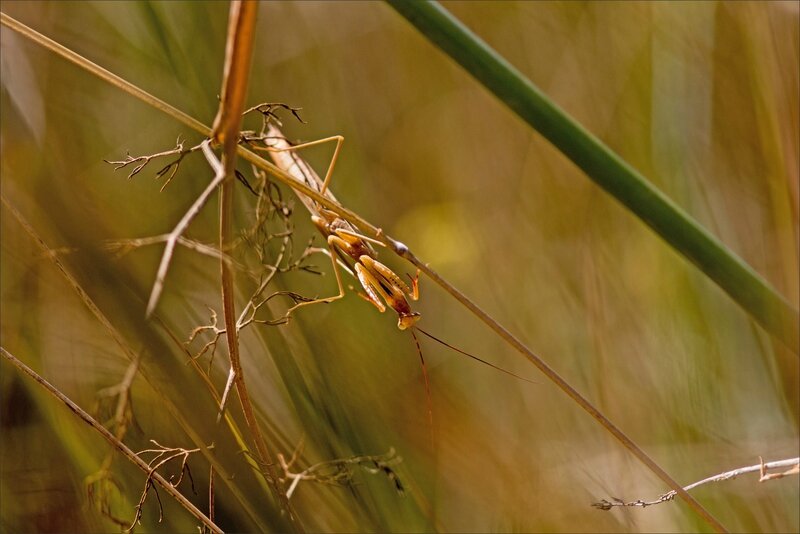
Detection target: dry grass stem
<box><xmin>185</xmin><ymin>307</ymin><xmax>226</xmax><ymax>369</ymax></box>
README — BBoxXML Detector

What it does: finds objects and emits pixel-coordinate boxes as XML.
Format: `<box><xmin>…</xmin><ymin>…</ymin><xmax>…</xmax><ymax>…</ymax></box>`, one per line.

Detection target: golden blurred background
<box><xmin>1</xmin><ymin>2</ymin><xmax>798</xmax><ymax>532</ymax></box>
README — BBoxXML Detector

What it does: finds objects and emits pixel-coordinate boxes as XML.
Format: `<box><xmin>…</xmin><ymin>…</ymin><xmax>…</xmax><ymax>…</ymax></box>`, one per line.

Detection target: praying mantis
<box><xmin>243</xmin><ymin>110</ymin><xmax>421</xmax><ymax>332</ymax></box>
<box><xmin>237</xmin><ymin>104</ymin><xmax>536</xmax><ymax>444</ymax></box>
<box><xmin>239</xmin><ymin>104</ymin><xmax>533</xmax><ymax>386</ymax></box>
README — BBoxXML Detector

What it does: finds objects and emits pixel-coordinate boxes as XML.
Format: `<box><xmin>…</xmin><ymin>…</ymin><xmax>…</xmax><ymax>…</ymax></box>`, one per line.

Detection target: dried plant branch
<box><xmin>184</xmin><ymin>307</ymin><xmax>226</xmax><ymax>368</ymax></box>
<box><xmin>244</xmin><ymin>291</ymin><xmax>315</xmax><ymax>327</ymax></box>
<box><xmin>278</xmin><ymin>445</ymin><xmax>404</xmax><ymax>500</ymax></box>
<box><xmin>234</xmin><ymin>171</ymin><xmax>297</xmax><ymax>327</ymax></box>
<box><xmin>93</xmin><ymin>352</ymin><xmax>141</xmax><ymax>441</ymax></box>
<box><xmin>758</xmin><ymin>457</ymin><xmax>799</xmax><ymax>481</ymax></box>
<box><xmin>592</xmin><ymin>457</ymin><xmax>800</xmax><ymax>510</ymax></box>
<box><xmin>230</xmin><ymin>167</ymin><xmax>331</xmax><ymax>329</ymax></box>
<box><xmin>209</xmin><ymin>190</ymin><xmax>316</xmax><ymax>431</ymax></box>
<box><xmin>153</xmin><ymin>315</ymin><xmax>279</xmax><ymax>518</ymax></box>
<box><xmin>203</xmin><ymin>139</ymin><xmax>295</xmax><ymax>520</ymax></box>
<box><xmin>105</xmin><ymin>137</ymin><xmax>200</xmax><ymax>190</ymax></box>
<box><xmin>166</xmin><ymin>162</ymin><xmax>311</xmax><ymax>507</ymax></box>
<box><xmin>127</xmin><ymin>439</ymin><xmax>202</xmax><ymax>531</ymax></box>
<box><xmin>144</xmin><ymin>139</ymin><xmax>229</xmax><ymax>316</ymax></box>
<box><xmin>85</xmin><ymin>354</ymin><xmax>141</xmax><ymax>526</ymax></box>
<box><xmin>242</xmin><ymin>102</ymin><xmax>305</xmax><ymax>133</ymax></box>
<box><xmin>0</xmin><ymin>347</ymin><xmax>222</xmax><ymax>534</ymax></box>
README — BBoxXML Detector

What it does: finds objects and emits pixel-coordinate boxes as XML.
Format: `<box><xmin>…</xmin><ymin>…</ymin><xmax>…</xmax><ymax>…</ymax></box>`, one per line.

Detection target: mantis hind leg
<box><xmin>280</xmin><ymin>240</ymin><xmax>347</xmax><ymax>321</ymax></box>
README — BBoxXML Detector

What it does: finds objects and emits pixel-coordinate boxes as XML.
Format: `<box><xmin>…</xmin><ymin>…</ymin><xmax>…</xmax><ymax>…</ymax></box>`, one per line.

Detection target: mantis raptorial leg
<box><xmin>279</xmin><ymin>239</ymin><xmax>346</xmax><ymax>320</ymax></box>
<box><xmin>242</xmin><ymin>118</ymin><xmax>423</xmax><ymax>328</ymax></box>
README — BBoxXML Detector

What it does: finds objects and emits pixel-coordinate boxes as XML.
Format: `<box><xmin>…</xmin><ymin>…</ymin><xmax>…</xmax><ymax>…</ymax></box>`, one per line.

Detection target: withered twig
<box><xmin>278</xmin><ymin>446</ymin><xmax>404</xmax><ymax>500</ymax></box>
<box><xmin>593</xmin><ymin>457</ymin><xmax>800</xmax><ymax>510</ymax></box>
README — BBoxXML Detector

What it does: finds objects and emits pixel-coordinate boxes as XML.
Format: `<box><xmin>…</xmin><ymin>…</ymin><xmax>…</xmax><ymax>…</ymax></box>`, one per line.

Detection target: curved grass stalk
<box><xmin>385</xmin><ymin>1</ymin><xmax>799</xmax><ymax>355</ymax></box>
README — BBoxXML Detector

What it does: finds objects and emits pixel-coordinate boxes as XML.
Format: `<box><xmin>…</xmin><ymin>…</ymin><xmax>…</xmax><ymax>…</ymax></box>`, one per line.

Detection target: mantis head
<box><xmin>397</xmin><ymin>311</ymin><xmax>421</xmax><ymax>331</ymax></box>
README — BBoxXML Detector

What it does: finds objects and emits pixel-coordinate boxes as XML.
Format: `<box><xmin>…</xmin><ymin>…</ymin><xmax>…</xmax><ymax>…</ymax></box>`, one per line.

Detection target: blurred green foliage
<box><xmin>1</xmin><ymin>2</ymin><xmax>797</xmax><ymax>533</ymax></box>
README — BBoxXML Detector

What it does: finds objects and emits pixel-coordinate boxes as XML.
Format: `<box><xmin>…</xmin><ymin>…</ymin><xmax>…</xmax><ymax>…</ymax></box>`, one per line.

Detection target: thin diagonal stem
<box><xmin>1</xmin><ymin>347</ymin><xmax>223</xmax><ymax>534</ymax></box>
<box><xmin>402</xmin><ymin>250</ymin><xmax>728</xmax><ymax>533</ymax></box>
<box><xmin>0</xmin><ymin>13</ymin><xmax>209</xmax><ymax>136</ymax></box>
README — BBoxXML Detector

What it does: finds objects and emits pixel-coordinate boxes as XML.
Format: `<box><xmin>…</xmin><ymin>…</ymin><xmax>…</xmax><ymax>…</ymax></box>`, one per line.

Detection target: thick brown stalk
<box><xmin>209</xmin><ymin>1</ymin><xmax>299</xmax><ymax>528</ymax></box>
